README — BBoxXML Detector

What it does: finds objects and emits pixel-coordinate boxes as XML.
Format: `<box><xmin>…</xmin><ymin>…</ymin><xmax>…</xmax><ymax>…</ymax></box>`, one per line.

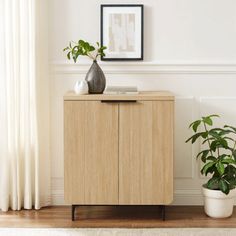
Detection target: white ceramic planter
<box><xmin>202</xmin><ymin>186</ymin><xmax>236</xmax><ymax>218</ymax></box>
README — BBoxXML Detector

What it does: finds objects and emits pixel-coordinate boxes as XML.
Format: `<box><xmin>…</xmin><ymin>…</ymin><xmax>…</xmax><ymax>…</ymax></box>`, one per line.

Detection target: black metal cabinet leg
<box><xmin>161</xmin><ymin>205</ymin><xmax>166</xmax><ymax>221</ymax></box>
<box><xmin>72</xmin><ymin>205</ymin><xmax>76</xmax><ymax>221</ymax></box>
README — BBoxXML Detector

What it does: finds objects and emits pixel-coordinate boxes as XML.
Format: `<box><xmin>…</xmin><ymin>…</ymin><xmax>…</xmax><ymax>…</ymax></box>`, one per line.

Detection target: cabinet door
<box><xmin>64</xmin><ymin>101</ymin><xmax>119</xmax><ymax>204</ymax></box>
<box><xmin>119</xmin><ymin>101</ymin><xmax>174</xmax><ymax>205</ymax></box>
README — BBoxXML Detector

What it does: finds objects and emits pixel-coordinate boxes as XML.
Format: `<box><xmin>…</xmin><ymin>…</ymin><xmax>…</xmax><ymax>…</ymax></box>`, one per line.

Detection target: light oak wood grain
<box><xmin>119</xmin><ymin>101</ymin><xmax>174</xmax><ymax>205</ymax></box>
<box><xmin>64</xmin><ymin>101</ymin><xmax>119</xmax><ymax>204</ymax></box>
<box><xmin>64</xmin><ymin>92</ymin><xmax>174</xmax><ymax>207</ymax></box>
<box><xmin>64</xmin><ymin>91</ymin><xmax>174</xmax><ymax>101</ymax></box>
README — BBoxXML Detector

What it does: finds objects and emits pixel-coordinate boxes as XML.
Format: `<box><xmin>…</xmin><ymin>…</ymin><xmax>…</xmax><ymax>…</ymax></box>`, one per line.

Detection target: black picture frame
<box><xmin>100</xmin><ymin>4</ymin><xmax>144</xmax><ymax>61</ymax></box>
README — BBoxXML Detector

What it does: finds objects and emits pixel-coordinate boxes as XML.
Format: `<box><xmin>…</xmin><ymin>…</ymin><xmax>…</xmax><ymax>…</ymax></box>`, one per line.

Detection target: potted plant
<box><xmin>186</xmin><ymin>114</ymin><xmax>236</xmax><ymax>218</ymax></box>
<box><xmin>63</xmin><ymin>40</ymin><xmax>107</xmax><ymax>94</ymax></box>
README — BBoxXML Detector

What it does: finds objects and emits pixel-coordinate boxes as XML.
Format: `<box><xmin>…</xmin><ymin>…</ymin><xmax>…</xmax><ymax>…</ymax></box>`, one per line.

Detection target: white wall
<box><xmin>49</xmin><ymin>0</ymin><xmax>236</xmax><ymax>205</ymax></box>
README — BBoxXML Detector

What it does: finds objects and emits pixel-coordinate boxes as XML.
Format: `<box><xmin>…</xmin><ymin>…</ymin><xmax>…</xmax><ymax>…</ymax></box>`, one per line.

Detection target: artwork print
<box><xmin>101</xmin><ymin>5</ymin><xmax>143</xmax><ymax>60</ymax></box>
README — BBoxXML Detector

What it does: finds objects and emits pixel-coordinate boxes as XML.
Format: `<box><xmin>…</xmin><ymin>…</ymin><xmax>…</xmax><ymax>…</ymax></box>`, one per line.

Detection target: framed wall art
<box><xmin>100</xmin><ymin>4</ymin><xmax>144</xmax><ymax>61</ymax></box>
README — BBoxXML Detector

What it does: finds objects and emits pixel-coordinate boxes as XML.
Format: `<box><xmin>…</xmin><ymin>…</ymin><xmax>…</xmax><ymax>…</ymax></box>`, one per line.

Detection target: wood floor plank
<box><xmin>0</xmin><ymin>206</ymin><xmax>236</xmax><ymax>228</ymax></box>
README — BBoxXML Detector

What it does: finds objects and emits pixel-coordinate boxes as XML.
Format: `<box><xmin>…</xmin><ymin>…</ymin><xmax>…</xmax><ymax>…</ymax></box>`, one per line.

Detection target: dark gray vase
<box><xmin>85</xmin><ymin>60</ymin><xmax>106</xmax><ymax>94</ymax></box>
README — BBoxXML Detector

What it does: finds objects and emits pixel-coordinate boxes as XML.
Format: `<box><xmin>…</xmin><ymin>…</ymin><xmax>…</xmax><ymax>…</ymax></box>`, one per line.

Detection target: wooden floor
<box><xmin>0</xmin><ymin>206</ymin><xmax>236</xmax><ymax>228</ymax></box>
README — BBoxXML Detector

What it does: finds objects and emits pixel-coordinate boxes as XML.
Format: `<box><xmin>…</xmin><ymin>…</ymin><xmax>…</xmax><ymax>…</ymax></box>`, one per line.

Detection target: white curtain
<box><xmin>0</xmin><ymin>0</ymin><xmax>51</xmax><ymax>211</ymax></box>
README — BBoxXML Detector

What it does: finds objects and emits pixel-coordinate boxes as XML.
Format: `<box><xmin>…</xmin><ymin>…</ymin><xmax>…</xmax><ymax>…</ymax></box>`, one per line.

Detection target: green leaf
<box><xmin>219</xmin><ymin>154</ymin><xmax>230</xmax><ymax>160</ymax></box>
<box><xmin>224</xmin><ymin>137</ymin><xmax>234</xmax><ymax>142</ymax></box>
<box><xmin>224</xmin><ymin>125</ymin><xmax>236</xmax><ymax>133</ymax></box>
<box><xmin>207</xmin><ymin>177</ymin><xmax>220</xmax><ymax>189</ymax></box>
<box><xmin>196</xmin><ymin>150</ymin><xmax>209</xmax><ymax>161</ymax></box>
<box><xmin>222</xmin><ymin>159</ymin><xmax>236</xmax><ymax>165</ymax></box>
<box><xmin>219</xmin><ymin>138</ymin><xmax>228</xmax><ymax>148</ymax></box>
<box><xmin>203</xmin><ymin>117</ymin><xmax>213</xmax><ymax>126</ymax></box>
<box><xmin>186</xmin><ymin>132</ymin><xmax>205</xmax><ymax>144</ymax></box>
<box><xmin>83</xmin><ymin>42</ymin><xmax>91</xmax><ymax>51</ymax></box>
<box><xmin>202</xmin><ymin>137</ymin><xmax>214</xmax><ymax>145</ymax></box>
<box><xmin>210</xmin><ymin>140</ymin><xmax>218</xmax><ymax>152</ymax></box>
<box><xmin>213</xmin><ymin>171</ymin><xmax>221</xmax><ymax>178</ymax></box>
<box><xmin>225</xmin><ymin>165</ymin><xmax>236</xmax><ymax>177</ymax></box>
<box><xmin>228</xmin><ymin>180</ymin><xmax>236</xmax><ymax>189</ymax></box>
<box><xmin>79</xmin><ymin>39</ymin><xmax>85</xmax><ymax>45</ymax></box>
<box><xmin>192</xmin><ymin>120</ymin><xmax>201</xmax><ymax>132</ymax></box>
<box><xmin>89</xmin><ymin>46</ymin><xmax>95</xmax><ymax>51</ymax></box>
<box><xmin>210</xmin><ymin>128</ymin><xmax>224</xmax><ymax>132</ymax></box>
<box><xmin>219</xmin><ymin>129</ymin><xmax>233</xmax><ymax>136</ymax></box>
<box><xmin>216</xmin><ymin>162</ymin><xmax>225</xmax><ymax>175</ymax></box>
<box><xmin>189</xmin><ymin>120</ymin><xmax>199</xmax><ymax>129</ymax></box>
<box><xmin>201</xmin><ymin>132</ymin><xmax>208</xmax><ymax>139</ymax></box>
<box><xmin>67</xmin><ymin>52</ymin><xmax>71</xmax><ymax>60</ymax></box>
<box><xmin>206</xmin><ymin>156</ymin><xmax>217</xmax><ymax>162</ymax></box>
<box><xmin>232</xmin><ymin>150</ymin><xmax>236</xmax><ymax>160</ymax></box>
<box><xmin>201</xmin><ymin>161</ymin><xmax>216</xmax><ymax>175</ymax></box>
<box><xmin>224</xmin><ymin>165</ymin><xmax>236</xmax><ymax>189</ymax></box>
<box><xmin>208</xmin><ymin>130</ymin><xmax>221</xmax><ymax>139</ymax></box>
<box><xmin>63</xmin><ymin>47</ymin><xmax>69</xmax><ymax>51</ymax></box>
<box><xmin>205</xmin><ymin>165</ymin><xmax>217</xmax><ymax>176</ymax></box>
<box><xmin>219</xmin><ymin>179</ymin><xmax>230</xmax><ymax>194</ymax></box>
<box><xmin>208</xmin><ymin>114</ymin><xmax>220</xmax><ymax>118</ymax></box>
<box><xmin>72</xmin><ymin>45</ymin><xmax>78</xmax><ymax>54</ymax></box>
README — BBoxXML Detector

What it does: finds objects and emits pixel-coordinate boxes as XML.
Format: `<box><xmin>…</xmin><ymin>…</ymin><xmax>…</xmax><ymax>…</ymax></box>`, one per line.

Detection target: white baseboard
<box><xmin>173</xmin><ymin>189</ymin><xmax>203</xmax><ymax>205</ymax></box>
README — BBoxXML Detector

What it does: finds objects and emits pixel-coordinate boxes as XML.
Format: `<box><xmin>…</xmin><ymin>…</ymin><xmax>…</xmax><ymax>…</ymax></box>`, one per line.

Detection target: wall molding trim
<box><xmin>173</xmin><ymin>189</ymin><xmax>203</xmax><ymax>205</ymax></box>
<box><xmin>51</xmin><ymin>61</ymin><xmax>236</xmax><ymax>75</ymax></box>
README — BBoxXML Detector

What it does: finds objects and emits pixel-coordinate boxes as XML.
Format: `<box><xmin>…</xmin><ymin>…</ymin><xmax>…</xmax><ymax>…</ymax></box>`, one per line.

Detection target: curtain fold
<box><xmin>0</xmin><ymin>0</ymin><xmax>51</xmax><ymax>211</ymax></box>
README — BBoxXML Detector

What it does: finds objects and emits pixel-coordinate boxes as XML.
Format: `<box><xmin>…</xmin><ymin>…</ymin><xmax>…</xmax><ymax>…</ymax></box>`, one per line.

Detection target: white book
<box><xmin>104</xmin><ymin>86</ymin><xmax>139</xmax><ymax>95</ymax></box>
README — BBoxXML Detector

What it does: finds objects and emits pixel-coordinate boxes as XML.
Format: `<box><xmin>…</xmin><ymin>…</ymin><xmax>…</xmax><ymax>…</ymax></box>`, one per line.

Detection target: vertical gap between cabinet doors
<box><xmin>83</xmin><ymin>101</ymin><xmax>87</xmax><ymax>204</ymax></box>
<box><xmin>118</xmin><ymin>103</ymin><xmax>120</xmax><ymax>204</ymax></box>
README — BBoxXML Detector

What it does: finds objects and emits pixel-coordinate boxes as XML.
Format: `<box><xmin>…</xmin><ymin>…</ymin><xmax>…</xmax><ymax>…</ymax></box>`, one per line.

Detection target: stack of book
<box><xmin>104</xmin><ymin>86</ymin><xmax>139</xmax><ymax>95</ymax></box>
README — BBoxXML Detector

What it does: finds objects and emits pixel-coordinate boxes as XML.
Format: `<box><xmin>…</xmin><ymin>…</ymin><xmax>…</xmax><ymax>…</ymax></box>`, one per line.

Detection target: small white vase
<box><xmin>74</xmin><ymin>80</ymin><xmax>88</xmax><ymax>95</ymax></box>
<box><xmin>202</xmin><ymin>186</ymin><xmax>236</xmax><ymax>218</ymax></box>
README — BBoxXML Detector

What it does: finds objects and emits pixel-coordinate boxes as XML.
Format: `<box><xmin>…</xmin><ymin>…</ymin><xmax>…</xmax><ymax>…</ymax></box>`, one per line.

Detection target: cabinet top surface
<box><xmin>64</xmin><ymin>91</ymin><xmax>174</xmax><ymax>101</ymax></box>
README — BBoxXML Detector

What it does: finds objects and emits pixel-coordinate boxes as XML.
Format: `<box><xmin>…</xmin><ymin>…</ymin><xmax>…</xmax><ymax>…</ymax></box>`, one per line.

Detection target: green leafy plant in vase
<box><xmin>186</xmin><ymin>114</ymin><xmax>236</xmax><ymax>218</ymax></box>
<box><xmin>64</xmin><ymin>40</ymin><xmax>107</xmax><ymax>94</ymax></box>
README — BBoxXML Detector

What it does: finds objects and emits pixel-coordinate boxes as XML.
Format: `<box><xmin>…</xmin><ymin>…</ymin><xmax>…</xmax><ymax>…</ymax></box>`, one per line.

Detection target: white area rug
<box><xmin>0</xmin><ymin>228</ymin><xmax>236</xmax><ymax>236</ymax></box>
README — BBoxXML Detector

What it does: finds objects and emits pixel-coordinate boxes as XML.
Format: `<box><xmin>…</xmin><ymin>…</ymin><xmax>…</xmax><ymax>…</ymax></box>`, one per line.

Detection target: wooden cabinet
<box><xmin>64</xmin><ymin>101</ymin><xmax>119</xmax><ymax>204</ymax></box>
<box><xmin>64</xmin><ymin>91</ymin><xmax>174</xmax><ymax>220</ymax></box>
<box><xmin>119</xmin><ymin>101</ymin><xmax>173</xmax><ymax>205</ymax></box>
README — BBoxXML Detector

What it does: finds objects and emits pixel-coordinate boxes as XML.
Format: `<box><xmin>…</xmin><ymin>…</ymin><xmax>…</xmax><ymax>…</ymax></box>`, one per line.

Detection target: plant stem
<box><xmin>203</xmin><ymin>122</ymin><xmax>213</xmax><ymax>156</ymax></box>
<box><xmin>95</xmin><ymin>53</ymin><xmax>99</xmax><ymax>60</ymax></box>
<box><xmin>87</xmin><ymin>53</ymin><xmax>95</xmax><ymax>60</ymax></box>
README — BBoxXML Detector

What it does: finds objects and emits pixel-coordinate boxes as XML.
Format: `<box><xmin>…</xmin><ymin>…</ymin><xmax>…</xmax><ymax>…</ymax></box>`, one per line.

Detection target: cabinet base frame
<box><xmin>71</xmin><ymin>205</ymin><xmax>166</xmax><ymax>221</ymax></box>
